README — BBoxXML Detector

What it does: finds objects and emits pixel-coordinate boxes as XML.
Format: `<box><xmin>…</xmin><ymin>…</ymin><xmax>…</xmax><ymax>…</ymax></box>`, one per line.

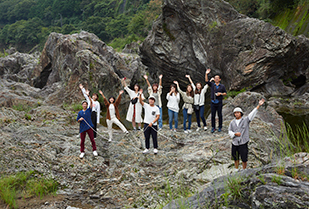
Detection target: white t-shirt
<box><xmin>143</xmin><ymin>103</ymin><xmax>160</xmax><ymax>125</ymax></box>
<box><xmin>109</xmin><ymin>104</ymin><xmax>116</xmax><ymax>119</ymax></box>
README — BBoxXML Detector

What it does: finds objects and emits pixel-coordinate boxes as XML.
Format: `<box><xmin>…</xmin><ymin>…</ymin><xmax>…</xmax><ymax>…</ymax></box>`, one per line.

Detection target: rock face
<box><xmin>140</xmin><ymin>0</ymin><xmax>309</xmax><ymax>97</ymax></box>
<box><xmin>164</xmin><ymin>152</ymin><xmax>309</xmax><ymax>209</ymax></box>
<box><xmin>30</xmin><ymin>31</ymin><xmax>147</xmax><ymax>105</ymax></box>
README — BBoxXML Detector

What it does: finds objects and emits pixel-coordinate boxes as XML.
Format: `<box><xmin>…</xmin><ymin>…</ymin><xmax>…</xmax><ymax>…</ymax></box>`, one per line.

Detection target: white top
<box><xmin>148</xmin><ymin>85</ymin><xmax>163</xmax><ymax>107</ymax></box>
<box><xmin>166</xmin><ymin>92</ymin><xmax>180</xmax><ymax>112</ymax></box>
<box><xmin>109</xmin><ymin>104</ymin><xmax>116</xmax><ymax>119</ymax></box>
<box><xmin>191</xmin><ymin>83</ymin><xmax>208</xmax><ymax>106</ymax></box>
<box><xmin>143</xmin><ymin>103</ymin><xmax>160</xmax><ymax>125</ymax></box>
<box><xmin>228</xmin><ymin>108</ymin><xmax>258</xmax><ymax>138</ymax></box>
<box><xmin>124</xmin><ymin>86</ymin><xmax>145</xmax><ymax>123</ymax></box>
<box><xmin>82</xmin><ymin>88</ymin><xmax>100</xmax><ymax>123</ymax></box>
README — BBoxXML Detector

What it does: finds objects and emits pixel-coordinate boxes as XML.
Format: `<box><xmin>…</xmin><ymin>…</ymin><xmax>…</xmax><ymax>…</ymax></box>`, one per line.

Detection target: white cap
<box><xmin>149</xmin><ymin>96</ymin><xmax>156</xmax><ymax>101</ymax></box>
<box><xmin>233</xmin><ymin>107</ymin><xmax>243</xmax><ymax>113</ymax></box>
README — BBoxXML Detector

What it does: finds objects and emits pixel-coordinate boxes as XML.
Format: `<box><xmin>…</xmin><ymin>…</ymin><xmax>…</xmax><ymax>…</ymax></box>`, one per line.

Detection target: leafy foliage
<box><xmin>0</xmin><ymin>0</ymin><xmax>162</xmax><ymax>52</ymax></box>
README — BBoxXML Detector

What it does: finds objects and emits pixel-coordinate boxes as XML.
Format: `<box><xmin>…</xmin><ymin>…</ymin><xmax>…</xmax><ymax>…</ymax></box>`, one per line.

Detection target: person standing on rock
<box><xmin>228</xmin><ymin>98</ymin><xmax>265</xmax><ymax>170</ymax></box>
<box><xmin>173</xmin><ymin>80</ymin><xmax>194</xmax><ymax>134</ymax></box>
<box><xmin>138</xmin><ymin>89</ymin><xmax>160</xmax><ymax>154</ymax></box>
<box><xmin>205</xmin><ymin>69</ymin><xmax>227</xmax><ymax>133</ymax></box>
<box><xmin>99</xmin><ymin>90</ymin><xmax>129</xmax><ymax>142</ymax></box>
<box><xmin>79</xmin><ymin>84</ymin><xmax>100</xmax><ymax>138</ymax></box>
<box><xmin>77</xmin><ymin>84</ymin><xmax>98</xmax><ymax>159</ymax></box>
<box><xmin>166</xmin><ymin>84</ymin><xmax>180</xmax><ymax>132</ymax></box>
<box><xmin>143</xmin><ymin>74</ymin><xmax>163</xmax><ymax>130</ymax></box>
<box><xmin>121</xmin><ymin>78</ymin><xmax>145</xmax><ymax>131</ymax></box>
<box><xmin>185</xmin><ymin>74</ymin><xmax>209</xmax><ymax>131</ymax></box>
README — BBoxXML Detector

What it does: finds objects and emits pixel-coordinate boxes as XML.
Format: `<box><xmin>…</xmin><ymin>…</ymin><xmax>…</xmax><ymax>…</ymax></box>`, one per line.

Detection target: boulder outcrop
<box><xmin>140</xmin><ymin>0</ymin><xmax>309</xmax><ymax>97</ymax></box>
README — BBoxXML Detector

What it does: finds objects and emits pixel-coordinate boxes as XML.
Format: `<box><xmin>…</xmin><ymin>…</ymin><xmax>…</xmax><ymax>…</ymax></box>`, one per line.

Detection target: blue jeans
<box><xmin>195</xmin><ymin>105</ymin><xmax>207</xmax><ymax>127</ymax></box>
<box><xmin>183</xmin><ymin>108</ymin><xmax>192</xmax><ymax>130</ymax></box>
<box><xmin>157</xmin><ymin>106</ymin><xmax>163</xmax><ymax>129</ymax></box>
<box><xmin>168</xmin><ymin>109</ymin><xmax>178</xmax><ymax>129</ymax></box>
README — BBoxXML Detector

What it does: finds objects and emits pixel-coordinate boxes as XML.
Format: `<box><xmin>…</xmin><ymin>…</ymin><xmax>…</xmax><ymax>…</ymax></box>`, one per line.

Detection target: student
<box><xmin>173</xmin><ymin>80</ymin><xmax>194</xmax><ymax>133</ymax></box>
<box><xmin>144</xmin><ymin>74</ymin><xmax>163</xmax><ymax>130</ymax></box>
<box><xmin>185</xmin><ymin>74</ymin><xmax>209</xmax><ymax>131</ymax></box>
<box><xmin>166</xmin><ymin>84</ymin><xmax>180</xmax><ymax>132</ymax></box>
<box><xmin>80</xmin><ymin>84</ymin><xmax>100</xmax><ymax>138</ymax></box>
<box><xmin>228</xmin><ymin>98</ymin><xmax>265</xmax><ymax>170</ymax></box>
<box><xmin>99</xmin><ymin>90</ymin><xmax>129</xmax><ymax>142</ymax></box>
<box><xmin>138</xmin><ymin>89</ymin><xmax>160</xmax><ymax>154</ymax></box>
<box><xmin>205</xmin><ymin>69</ymin><xmax>227</xmax><ymax>133</ymax></box>
<box><xmin>121</xmin><ymin>78</ymin><xmax>145</xmax><ymax>130</ymax></box>
<box><xmin>77</xmin><ymin>84</ymin><xmax>98</xmax><ymax>159</ymax></box>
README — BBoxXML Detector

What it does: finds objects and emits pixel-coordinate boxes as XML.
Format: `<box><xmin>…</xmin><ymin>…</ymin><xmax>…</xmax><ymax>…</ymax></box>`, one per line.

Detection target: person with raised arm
<box><xmin>166</xmin><ymin>84</ymin><xmax>180</xmax><ymax>132</ymax></box>
<box><xmin>143</xmin><ymin>74</ymin><xmax>163</xmax><ymax>130</ymax></box>
<box><xmin>121</xmin><ymin>78</ymin><xmax>145</xmax><ymax>131</ymax></box>
<box><xmin>139</xmin><ymin>89</ymin><xmax>160</xmax><ymax>154</ymax></box>
<box><xmin>99</xmin><ymin>90</ymin><xmax>129</xmax><ymax>142</ymax></box>
<box><xmin>79</xmin><ymin>84</ymin><xmax>100</xmax><ymax>138</ymax></box>
<box><xmin>77</xmin><ymin>84</ymin><xmax>98</xmax><ymax>159</ymax></box>
<box><xmin>205</xmin><ymin>69</ymin><xmax>227</xmax><ymax>133</ymax></box>
<box><xmin>228</xmin><ymin>98</ymin><xmax>265</xmax><ymax>171</ymax></box>
<box><xmin>185</xmin><ymin>74</ymin><xmax>209</xmax><ymax>131</ymax></box>
<box><xmin>173</xmin><ymin>80</ymin><xmax>194</xmax><ymax>134</ymax></box>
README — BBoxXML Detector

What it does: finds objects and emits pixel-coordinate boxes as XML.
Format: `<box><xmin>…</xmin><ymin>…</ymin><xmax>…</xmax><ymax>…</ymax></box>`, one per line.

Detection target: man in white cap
<box><xmin>139</xmin><ymin>90</ymin><xmax>160</xmax><ymax>154</ymax></box>
<box><xmin>228</xmin><ymin>98</ymin><xmax>265</xmax><ymax>171</ymax></box>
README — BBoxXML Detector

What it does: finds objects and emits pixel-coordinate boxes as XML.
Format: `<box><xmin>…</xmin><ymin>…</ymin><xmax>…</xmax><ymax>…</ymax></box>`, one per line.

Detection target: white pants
<box><xmin>106</xmin><ymin>117</ymin><xmax>127</xmax><ymax>139</ymax></box>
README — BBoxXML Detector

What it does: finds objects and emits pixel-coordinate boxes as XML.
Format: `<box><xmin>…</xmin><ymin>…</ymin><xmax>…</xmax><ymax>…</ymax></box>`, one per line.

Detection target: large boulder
<box><xmin>31</xmin><ymin>31</ymin><xmax>147</xmax><ymax>105</ymax></box>
<box><xmin>140</xmin><ymin>0</ymin><xmax>309</xmax><ymax>97</ymax></box>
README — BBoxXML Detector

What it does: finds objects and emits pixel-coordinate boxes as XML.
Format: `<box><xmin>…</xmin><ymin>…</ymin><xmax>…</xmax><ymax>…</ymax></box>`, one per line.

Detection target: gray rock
<box><xmin>140</xmin><ymin>0</ymin><xmax>309</xmax><ymax>97</ymax></box>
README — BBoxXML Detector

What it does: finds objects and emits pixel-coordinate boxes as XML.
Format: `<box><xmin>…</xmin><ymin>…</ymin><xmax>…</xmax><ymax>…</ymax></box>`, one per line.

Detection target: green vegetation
<box><xmin>12</xmin><ymin>103</ymin><xmax>37</xmax><ymax>112</ymax></box>
<box><xmin>0</xmin><ymin>171</ymin><xmax>58</xmax><ymax>209</ymax></box>
<box><xmin>271</xmin><ymin>175</ymin><xmax>282</xmax><ymax>185</ymax></box>
<box><xmin>0</xmin><ymin>0</ymin><xmax>162</xmax><ymax>52</ymax></box>
<box><xmin>226</xmin><ymin>87</ymin><xmax>248</xmax><ymax>98</ymax></box>
<box><xmin>226</xmin><ymin>0</ymin><xmax>309</xmax><ymax>37</ymax></box>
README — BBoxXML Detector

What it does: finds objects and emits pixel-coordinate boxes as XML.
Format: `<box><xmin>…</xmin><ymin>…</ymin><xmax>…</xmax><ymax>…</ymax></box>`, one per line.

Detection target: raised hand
<box><xmin>206</xmin><ymin>69</ymin><xmax>211</xmax><ymax>74</ymax></box>
<box><xmin>185</xmin><ymin>75</ymin><xmax>190</xmax><ymax>78</ymax></box>
<box><xmin>159</xmin><ymin>74</ymin><xmax>163</xmax><ymax>79</ymax></box>
<box><xmin>119</xmin><ymin>90</ymin><xmax>124</xmax><ymax>95</ymax></box>
<box><xmin>259</xmin><ymin>98</ymin><xmax>265</xmax><ymax>106</ymax></box>
<box><xmin>173</xmin><ymin>81</ymin><xmax>178</xmax><ymax>85</ymax></box>
<box><xmin>139</xmin><ymin>89</ymin><xmax>143</xmax><ymax>94</ymax></box>
<box><xmin>79</xmin><ymin>84</ymin><xmax>83</xmax><ymax>89</ymax></box>
<box><xmin>143</xmin><ymin>75</ymin><xmax>148</xmax><ymax>80</ymax></box>
<box><xmin>210</xmin><ymin>77</ymin><xmax>215</xmax><ymax>82</ymax></box>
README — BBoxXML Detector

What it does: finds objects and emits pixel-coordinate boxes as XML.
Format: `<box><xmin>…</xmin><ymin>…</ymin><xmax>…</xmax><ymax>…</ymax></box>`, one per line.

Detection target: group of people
<box><xmin>76</xmin><ymin>69</ymin><xmax>265</xmax><ymax>171</ymax></box>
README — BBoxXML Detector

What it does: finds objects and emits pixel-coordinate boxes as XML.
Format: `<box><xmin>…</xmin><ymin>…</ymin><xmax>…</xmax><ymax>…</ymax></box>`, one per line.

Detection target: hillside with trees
<box><xmin>0</xmin><ymin>0</ymin><xmax>162</xmax><ymax>52</ymax></box>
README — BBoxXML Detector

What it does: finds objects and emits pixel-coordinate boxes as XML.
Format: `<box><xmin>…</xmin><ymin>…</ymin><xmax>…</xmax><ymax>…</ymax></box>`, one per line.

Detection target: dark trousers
<box><xmin>194</xmin><ymin>105</ymin><xmax>207</xmax><ymax>127</ymax></box>
<box><xmin>211</xmin><ymin>102</ymin><xmax>223</xmax><ymax>129</ymax></box>
<box><xmin>80</xmin><ymin>129</ymin><xmax>97</xmax><ymax>152</ymax></box>
<box><xmin>144</xmin><ymin>123</ymin><xmax>158</xmax><ymax>149</ymax></box>
<box><xmin>91</xmin><ymin>111</ymin><xmax>97</xmax><ymax>138</ymax></box>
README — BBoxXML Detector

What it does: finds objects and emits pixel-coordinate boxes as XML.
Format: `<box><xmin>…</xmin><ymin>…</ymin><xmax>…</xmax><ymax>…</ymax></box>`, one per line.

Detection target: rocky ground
<box><xmin>1</xmin><ymin>85</ymin><xmax>294</xmax><ymax>208</ymax></box>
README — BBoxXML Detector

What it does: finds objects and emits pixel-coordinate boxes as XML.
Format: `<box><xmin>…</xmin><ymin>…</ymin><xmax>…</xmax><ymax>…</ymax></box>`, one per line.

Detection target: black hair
<box><xmin>108</xmin><ymin>96</ymin><xmax>116</xmax><ymax>103</ymax></box>
<box><xmin>134</xmin><ymin>84</ymin><xmax>140</xmax><ymax>91</ymax></box>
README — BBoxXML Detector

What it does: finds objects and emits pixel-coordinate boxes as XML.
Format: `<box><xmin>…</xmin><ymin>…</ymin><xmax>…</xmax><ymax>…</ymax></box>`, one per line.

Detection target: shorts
<box><xmin>231</xmin><ymin>142</ymin><xmax>248</xmax><ymax>162</ymax></box>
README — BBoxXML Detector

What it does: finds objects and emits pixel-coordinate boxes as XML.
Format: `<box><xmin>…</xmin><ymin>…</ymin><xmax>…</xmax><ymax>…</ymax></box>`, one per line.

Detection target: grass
<box><xmin>62</xmin><ymin>102</ymin><xmax>83</xmax><ymax>112</ymax></box>
<box><xmin>226</xmin><ymin>87</ymin><xmax>248</xmax><ymax>98</ymax></box>
<box><xmin>225</xmin><ymin>175</ymin><xmax>244</xmax><ymax>200</ymax></box>
<box><xmin>12</xmin><ymin>103</ymin><xmax>37</xmax><ymax>112</ymax></box>
<box><xmin>271</xmin><ymin>175</ymin><xmax>282</xmax><ymax>185</ymax></box>
<box><xmin>0</xmin><ymin>171</ymin><xmax>58</xmax><ymax>209</ymax></box>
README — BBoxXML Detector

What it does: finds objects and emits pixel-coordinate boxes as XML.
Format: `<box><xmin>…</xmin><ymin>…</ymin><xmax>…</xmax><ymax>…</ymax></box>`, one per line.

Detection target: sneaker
<box><xmin>211</xmin><ymin>128</ymin><xmax>215</xmax><ymax>133</ymax></box>
<box><xmin>133</xmin><ymin>127</ymin><xmax>137</xmax><ymax>131</ymax></box>
<box><xmin>143</xmin><ymin>149</ymin><xmax>149</xmax><ymax>154</ymax></box>
<box><xmin>138</xmin><ymin>127</ymin><xmax>141</xmax><ymax>131</ymax></box>
<box><xmin>158</xmin><ymin>128</ymin><xmax>162</xmax><ymax>131</ymax></box>
<box><xmin>196</xmin><ymin>127</ymin><xmax>200</xmax><ymax>132</ymax></box>
<box><xmin>188</xmin><ymin>129</ymin><xmax>192</xmax><ymax>133</ymax></box>
<box><xmin>154</xmin><ymin>149</ymin><xmax>158</xmax><ymax>154</ymax></box>
<box><xmin>108</xmin><ymin>138</ymin><xmax>112</xmax><ymax>142</ymax></box>
<box><xmin>204</xmin><ymin>126</ymin><xmax>208</xmax><ymax>131</ymax></box>
<box><xmin>173</xmin><ymin>129</ymin><xmax>177</xmax><ymax>132</ymax></box>
<box><xmin>79</xmin><ymin>152</ymin><xmax>85</xmax><ymax>159</ymax></box>
<box><xmin>184</xmin><ymin>130</ymin><xmax>188</xmax><ymax>134</ymax></box>
<box><xmin>76</xmin><ymin>134</ymin><xmax>80</xmax><ymax>138</ymax></box>
<box><xmin>218</xmin><ymin>128</ymin><xmax>222</xmax><ymax>132</ymax></box>
<box><xmin>93</xmin><ymin>151</ymin><xmax>98</xmax><ymax>157</ymax></box>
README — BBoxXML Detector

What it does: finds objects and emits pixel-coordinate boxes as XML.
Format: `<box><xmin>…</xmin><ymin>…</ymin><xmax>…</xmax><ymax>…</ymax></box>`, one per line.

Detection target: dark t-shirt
<box><xmin>206</xmin><ymin>81</ymin><xmax>227</xmax><ymax>102</ymax></box>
